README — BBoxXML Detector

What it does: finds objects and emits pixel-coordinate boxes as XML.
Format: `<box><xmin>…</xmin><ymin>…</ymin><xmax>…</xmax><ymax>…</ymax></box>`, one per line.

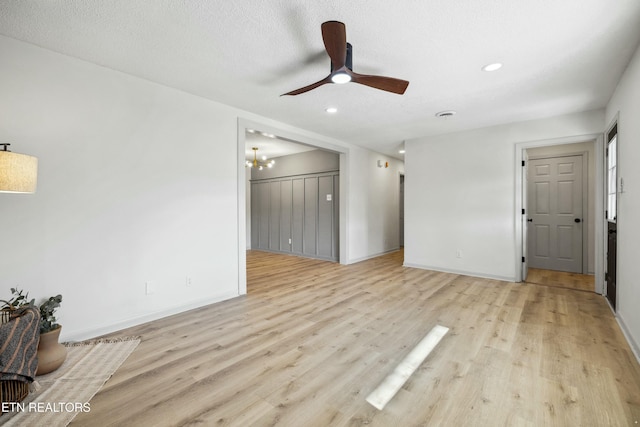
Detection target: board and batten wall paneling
<box><xmin>280</xmin><ymin>180</ymin><xmax>292</xmax><ymax>251</ymax></box>
<box><xmin>303</xmin><ymin>177</ymin><xmax>318</xmax><ymax>256</ymax></box>
<box><xmin>258</xmin><ymin>182</ymin><xmax>270</xmax><ymax>249</ymax></box>
<box><xmin>251</xmin><ymin>172</ymin><xmax>339</xmax><ymax>261</ymax></box>
<box><xmin>269</xmin><ymin>181</ymin><xmax>281</xmax><ymax>252</ymax></box>
<box><xmin>292</xmin><ymin>178</ymin><xmax>305</xmax><ymax>254</ymax></box>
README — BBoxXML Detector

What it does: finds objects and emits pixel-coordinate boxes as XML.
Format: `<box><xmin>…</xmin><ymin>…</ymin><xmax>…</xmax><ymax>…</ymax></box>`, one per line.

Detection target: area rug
<box><xmin>2</xmin><ymin>336</ymin><xmax>140</xmax><ymax>427</ymax></box>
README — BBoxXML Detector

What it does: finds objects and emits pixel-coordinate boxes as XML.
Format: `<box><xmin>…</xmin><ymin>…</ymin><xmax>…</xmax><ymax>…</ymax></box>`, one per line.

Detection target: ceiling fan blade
<box><xmin>350</xmin><ymin>72</ymin><xmax>409</xmax><ymax>95</ymax></box>
<box><xmin>321</xmin><ymin>21</ymin><xmax>347</xmax><ymax>71</ymax></box>
<box><xmin>281</xmin><ymin>75</ymin><xmax>332</xmax><ymax>96</ymax></box>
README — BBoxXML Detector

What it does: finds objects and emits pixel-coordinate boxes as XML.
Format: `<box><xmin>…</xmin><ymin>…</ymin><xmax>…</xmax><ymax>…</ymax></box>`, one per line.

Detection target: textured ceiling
<box><xmin>245</xmin><ymin>131</ymin><xmax>316</xmax><ymax>161</ymax></box>
<box><xmin>1</xmin><ymin>0</ymin><xmax>640</xmax><ymax>158</ymax></box>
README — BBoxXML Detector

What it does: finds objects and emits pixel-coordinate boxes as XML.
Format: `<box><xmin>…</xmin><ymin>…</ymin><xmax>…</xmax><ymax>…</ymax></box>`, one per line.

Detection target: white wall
<box><xmin>0</xmin><ymin>36</ymin><xmax>242</xmax><ymax>340</ymax></box>
<box><xmin>606</xmin><ymin>42</ymin><xmax>640</xmax><ymax>358</ymax></box>
<box><xmin>0</xmin><ymin>35</ymin><xmax>402</xmax><ymax>340</ymax></box>
<box><xmin>526</xmin><ymin>141</ymin><xmax>596</xmax><ymax>274</ymax></box>
<box><xmin>404</xmin><ymin>110</ymin><xmax>604</xmax><ymax>281</ymax></box>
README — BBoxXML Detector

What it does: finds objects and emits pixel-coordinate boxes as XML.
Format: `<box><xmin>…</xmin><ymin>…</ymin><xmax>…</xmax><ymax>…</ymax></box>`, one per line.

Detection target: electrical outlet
<box><xmin>456</xmin><ymin>249</ymin><xmax>463</xmax><ymax>259</ymax></box>
<box><xmin>288</xmin><ymin>238</ymin><xmax>292</xmax><ymax>244</ymax></box>
<box><xmin>145</xmin><ymin>281</ymin><xmax>154</xmax><ymax>295</ymax></box>
<box><xmin>186</xmin><ymin>276</ymin><xmax>192</xmax><ymax>287</ymax></box>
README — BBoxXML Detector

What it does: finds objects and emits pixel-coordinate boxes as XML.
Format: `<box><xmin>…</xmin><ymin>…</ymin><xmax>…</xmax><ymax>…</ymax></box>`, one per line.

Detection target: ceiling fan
<box><xmin>281</xmin><ymin>21</ymin><xmax>409</xmax><ymax>96</ymax></box>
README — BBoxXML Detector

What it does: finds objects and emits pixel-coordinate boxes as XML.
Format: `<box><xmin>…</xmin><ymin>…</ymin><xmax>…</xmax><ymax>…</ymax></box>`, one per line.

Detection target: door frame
<box><xmin>526</xmin><ymin>152</ymin><xmax>589</xmax><ymax>274</ymax></box>
<box><xmin>399</xmin><ymin>173</ymin><xmax>405</xmax><ymax>248</ymax></box>
<box><xmin>605</xmin><ymin>115</ymin><xmax>619</xmax><ymax>310</ymax></box>
<box><xmin>236</xmin><ymin>118</ymin><xmax>349</xmax><ymax>295</ymax></box>
<box><xmin>514</xmin><ymin>133</ymin><xmax>605</xmax><ymax>294</ymax></box>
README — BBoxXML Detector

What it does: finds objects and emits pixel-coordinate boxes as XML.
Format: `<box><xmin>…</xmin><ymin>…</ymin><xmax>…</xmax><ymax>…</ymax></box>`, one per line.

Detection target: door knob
<box><xmin>527</xmin><ymin>219</ymin><xmax>533</xmax><ymax>222</ymax></box>
<box><xmin>574</xmin><ymin>218</ymin><xmax>582</xmax><ymax>223</ymax></box>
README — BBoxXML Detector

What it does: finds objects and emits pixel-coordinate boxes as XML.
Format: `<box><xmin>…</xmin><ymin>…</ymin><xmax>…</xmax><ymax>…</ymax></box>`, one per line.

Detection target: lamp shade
<box><xmin>0</xmin><ymin>150</ymin><xmax>38</xmax><ymax>193</ymax></box>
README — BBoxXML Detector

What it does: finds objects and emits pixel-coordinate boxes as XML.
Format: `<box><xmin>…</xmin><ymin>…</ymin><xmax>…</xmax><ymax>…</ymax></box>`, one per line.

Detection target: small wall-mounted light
<box><xmin>377</xmin><ymin>160</ymin><xmax>389</xmax><ymax>168</ymax></box>
<box><xmin>0</xmin><ymin>143</ymin><xmax>38</xmax><ymax>194</ymax></box>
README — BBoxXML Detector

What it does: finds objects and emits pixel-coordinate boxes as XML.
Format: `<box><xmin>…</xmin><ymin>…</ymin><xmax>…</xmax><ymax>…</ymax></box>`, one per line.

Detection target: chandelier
<box><xmin>245</xmin><ymin>147</ymin><xmax>275</xmax><ymax>171</ymax></box>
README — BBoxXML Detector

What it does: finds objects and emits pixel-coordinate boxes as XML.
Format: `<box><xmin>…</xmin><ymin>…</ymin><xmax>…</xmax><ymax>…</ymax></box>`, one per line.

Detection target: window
<box><xmin>607</xmin><ymin>125</ymin><xmax>617</xmax><ymax>222</ymax></box>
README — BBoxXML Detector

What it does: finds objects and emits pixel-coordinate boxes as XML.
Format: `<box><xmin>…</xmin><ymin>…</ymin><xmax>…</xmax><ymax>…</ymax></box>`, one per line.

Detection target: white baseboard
<box><xmin>616</xmin><ymin>312</ymin><xmax>640</xmax><ymax>365</ymax></box>
<box><xmin>402</xmin><ymin>262</ymin><xmax>515</xmax><ymax>283</ymax></box>
<box><xmin>348</xmin><ymin>248</ymin><xmax>400</xmax><ymax>264</ymax></box>
<box><xmin>61</xmin><ymin>291</ymin><xmax>240</xmax><ymax>342</ymax></box>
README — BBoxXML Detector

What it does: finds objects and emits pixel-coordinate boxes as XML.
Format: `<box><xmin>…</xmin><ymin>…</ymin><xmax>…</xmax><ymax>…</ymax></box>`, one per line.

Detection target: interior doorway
<box><xmin>246</xmin><ymin>130</ymin><xmax>340</xmax><ymax>263</ymax></box>
<box><xmin>514</xmin><ymin>134</ymin><xmax>604</xmax><ymax>293</ymax></box>
<box><xmin>237</xmin><ymin>118</ymin><xmax>349</xmax><ymax>296</ymax></box>
<box><xmin>399</xmin><ymin>174</ymin><xmax>405</xmax><ymax>248</ymax></box>
<box><xmin>605</xmin><ymin>122</ymin><xmax>618</xmax><ymax>310</ymax></box>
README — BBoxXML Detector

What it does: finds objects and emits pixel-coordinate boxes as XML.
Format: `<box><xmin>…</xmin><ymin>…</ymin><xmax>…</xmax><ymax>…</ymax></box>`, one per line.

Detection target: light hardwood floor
<box><xmin>71</xmin><ymin>250</ymin><xmax>640</xmax><ymax>426</ymax></box>
<box><xmin>526</xmin><ymin>268</ymin><xmax>595</xmax><ymax>293</ymax></box>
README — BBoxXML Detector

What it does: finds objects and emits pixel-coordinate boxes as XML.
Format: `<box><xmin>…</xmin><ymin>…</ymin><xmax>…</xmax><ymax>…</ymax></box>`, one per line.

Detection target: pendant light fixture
<box><xmin>0</xmin><ymin>143</ymin><xmax>38</xmax><ymax>193</ymax></box>
<box><xmin>245</xmin><ymin>147</ymin><xmax>275</xmax><ymax>171</ymax></box>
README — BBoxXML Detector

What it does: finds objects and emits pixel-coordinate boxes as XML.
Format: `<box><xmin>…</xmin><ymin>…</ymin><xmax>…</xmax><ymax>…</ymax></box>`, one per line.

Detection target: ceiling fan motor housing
<box><xmin>331</xmin><ymin>42</ymin><xmax>353</xmax><ymax>72</ymax></box>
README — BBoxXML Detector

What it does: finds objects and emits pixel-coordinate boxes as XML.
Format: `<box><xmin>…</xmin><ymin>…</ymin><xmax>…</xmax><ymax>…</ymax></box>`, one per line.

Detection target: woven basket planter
<box><xmin>0</xmin><ymin>380</ymin><xmax>29</xmax><ymax>409</ymax></box>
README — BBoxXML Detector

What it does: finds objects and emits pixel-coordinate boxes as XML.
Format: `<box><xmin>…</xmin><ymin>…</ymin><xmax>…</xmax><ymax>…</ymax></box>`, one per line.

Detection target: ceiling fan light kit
<box><xmin>331</xmin><ymin>72</ymin><xmax>351</xmax><ymax>84</ymax></box>
<box><xmin>281</xmin><ymin>21</ymin><xmax>409</xmax><ymax>96</ymax></box>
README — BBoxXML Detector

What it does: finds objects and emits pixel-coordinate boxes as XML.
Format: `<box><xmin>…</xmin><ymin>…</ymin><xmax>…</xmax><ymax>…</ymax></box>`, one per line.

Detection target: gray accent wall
<box><xmin>250</xmin><ymin>149</ymin><xmax>340</xmax><ymax>261</ymax></box>
<box><xmin>251</xmin><ymin>149</ymin><xmax>339</xmax><ymax>180</ymax></box>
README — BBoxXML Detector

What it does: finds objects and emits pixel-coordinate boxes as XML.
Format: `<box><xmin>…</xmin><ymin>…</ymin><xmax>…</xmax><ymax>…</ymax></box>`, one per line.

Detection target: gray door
<box><xmin>527</xmin><ymin>155</ymin><xmax>584</xmax><ymax>273</ymax></box>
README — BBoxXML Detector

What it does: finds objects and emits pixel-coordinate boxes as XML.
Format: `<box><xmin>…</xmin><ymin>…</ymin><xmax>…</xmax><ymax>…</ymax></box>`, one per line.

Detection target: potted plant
<box><xmin>0</xmin><ymin>287</ymin><xmax>35</xmax><ymax>324</ymax></box>
<box><xmin>38</xmin><ymin>294</ymin><xmax>62</xmax><ymax>334</ymax></box>
<box><xmin>35</xmin><ymin>294</ymin><xmax>66</xmax><ymax>375</ymax></box>
<box><xmin>1</xmin><ymin>288</ymin><xmax>67</xmax><ymax>375</ymax></box>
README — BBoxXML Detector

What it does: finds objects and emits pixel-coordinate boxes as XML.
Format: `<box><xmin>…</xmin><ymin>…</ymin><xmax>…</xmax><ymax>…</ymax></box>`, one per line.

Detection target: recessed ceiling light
<box><xmin>435</xmin><ymin>110</ymin><xmax>457</xmax><ymax>118</ymax></box>
<box><xmin>247</xmin><ymin>129</ymin><xmax>255</xmax><ymax>133</ymax></box>
<box><xmin>399</xmin><ymin>149</ymin><xmax>406</xmax><ymax>154</ymax></box>
<box><xmin>482</xmin><ymin>63</ymin><xmax>503</xmax><ymax>72</ymax></box>
<box><xmin>325</xmin><ymin>107</ymin><xmax>338</xmax><ymax>113</ymax></box>
<box><xmin>261</xmin><ymin>132</ymin><xmax>275</xmax><ymax>138</ymax></box>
